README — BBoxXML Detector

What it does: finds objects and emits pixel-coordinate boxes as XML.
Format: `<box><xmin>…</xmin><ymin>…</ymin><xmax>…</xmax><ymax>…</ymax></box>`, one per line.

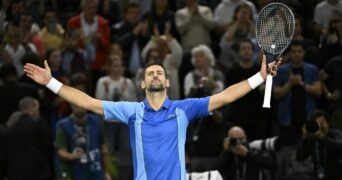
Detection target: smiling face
<box><xmin>141</xmin><ymin>64</ymin><xmax>169</xmax><ymax>93</ymax></box>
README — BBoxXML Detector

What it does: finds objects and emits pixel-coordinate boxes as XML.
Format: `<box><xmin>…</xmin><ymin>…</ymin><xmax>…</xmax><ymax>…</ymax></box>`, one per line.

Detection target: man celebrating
<box><xmin>24</xmin><ymin>55</ymin><xmax>279</xmax><ymax>180</ymax></box>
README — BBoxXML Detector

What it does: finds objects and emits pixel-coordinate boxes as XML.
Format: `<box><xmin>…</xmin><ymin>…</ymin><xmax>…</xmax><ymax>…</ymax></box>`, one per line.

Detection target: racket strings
<box><xmin>256</xmin><ymin>5</ymin><xmax>294</xmax><ymax>55</ymax></box>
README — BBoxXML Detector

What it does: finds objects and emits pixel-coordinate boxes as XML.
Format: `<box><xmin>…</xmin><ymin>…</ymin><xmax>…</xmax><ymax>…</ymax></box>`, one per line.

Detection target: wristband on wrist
<box><xmin>46</xmin><ymin>78</ymin><xmax>63</xmax><ymax>94</ymax></box>
<box><xmin>248</xmin><ymin>73</ymin><xmax>265</xmax><ymax>89</ymax></box>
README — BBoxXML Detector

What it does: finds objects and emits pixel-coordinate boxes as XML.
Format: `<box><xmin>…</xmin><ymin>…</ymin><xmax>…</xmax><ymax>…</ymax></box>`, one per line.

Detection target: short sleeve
<box><xmin>102</xmin><ymin>101</ymin><xmax>138</xmax><ymax>124</ymax></box>
<box><xmin>181</xmin><ymin>97</ymin><xmax>210</xmax><ymax>121</ymax></box>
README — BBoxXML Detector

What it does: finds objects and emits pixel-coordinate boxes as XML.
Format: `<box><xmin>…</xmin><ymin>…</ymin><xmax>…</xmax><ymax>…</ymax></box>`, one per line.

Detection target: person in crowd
<box><xmin>0</xmin><ymin>64</ymin><xmax>39</xmax><ymax>123</ymax></box>
<box><xmin>24</xmin><ymin>40</ymin><xmax>280</xmax><ymax>180</ymax></box>
<box><xmin>111</xmin><ymin>1</ymin><xmax>149</xmax><ymax>77</ymax></box>
<box><xmin>320</xmin><ymin>54</ymin><xmax>342</xmax><ymax>131</ymax></box>
<box><xmin>4</xmin><ymin>20</ymin><xmax>37</xmax><ymax>77</ymax></box>
<box><xmin>183</xmin><ymin>44</ymin><xmax>224</xmax><ymax>98</ymax></box>
<box><xmin>67</xmin><ymin>0</ymin><xmax>110</xmax><ymax>93</ymax></box>
<box><xmin>273</xmin><ymin>40</ymin><xmax>321</xmax><ymax>143</ymax></box>
<box><xmin>39</xmin><ymin>8</ymin><xmax>65</xmax><ymax>50</ymax></box>
<box><xmin>4</xmin><ymin>96</ymin><xmax>53</xmax><ymax>180</ymax></box>
<box><xmin>55</xmin><ymin>77</ymin><xmax>111</xmax><ymax>180</ymax></box>
<box><xmin>95</xmin><ymin>54</ymin><xmax>137</xmax><ymax>180</ymax></box>
<box><xmin>219</xmin><ymin>3</ymin><xmax>257</xmax><ymax>70</ymax></box>
<box><xmin>297</xmin><ymin>109</ymin><xmax>342</xmax><ymax>180</ymax></box>
<box><xmin>175</xmin><ymin>0</ymin><xmax>215</xmax><ymax>51</ymax></box>
<box><xmin>217</xmin><ymin>126</ymin><xmax>274</xmax><ymax>180</ymax></box>
<box><xmin>141</xmin><ymin>0</ymin><xmax>179</xmax><ymax>40</ymax></box>
<box><xmin>224</xmin><ymin>39</ymin><xmax>269</xmax><ymax>140</ymax></box>
<box><xmin>214</xmin><ymin>0</ymin><xmax>257</xmax><ymax>34</ymax></box>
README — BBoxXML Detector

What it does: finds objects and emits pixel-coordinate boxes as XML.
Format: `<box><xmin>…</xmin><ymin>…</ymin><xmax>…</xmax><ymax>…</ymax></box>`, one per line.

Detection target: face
<box><xmin>236</xmin><ymin>7</ymin><xmax>252</xmax><ymax>22</ymax></box>
<box><xmin>156</xmin><ymin>39</ymin><xmax>169</xmax><ymax>57</ymax></box>
<box><xmin>294</xmin><ymin>18</ymin><xmax>302</xmax><ymax>35</ymax></box>
<box><xmin>6</xmin><ymin>24</ymin><xmax>22</xmax><ymax>44</ymax></box>
<box><xmin>20</xmin><ymin>15</ymin><xmax>32</xmax><ymax>29</ymax></box>
<box><xmin>289</xmin><ymin>45</ymin><xmax>305</xmax><ymax>65</ymax></box>
<box><xmin>49</xmin><ymin>50</ymin><xmax>62</xmax><ymax>67</ymax></box>
<box><xmin>194</xmin><ymin>51</ymin><xmax>209</xmax><ymax>70</ymax></box>
<box><xmin>71</xmin><ymin>104</ymin><xmax>87</xmax><ymax>120</ymax></box>
<box><xmin>228</xmin><ymin>127</ymin><xmax>247</xmax><ymax>143</ymax></box>
<box><xmin>125</xmin><ymin>7</ymin><xmax>140</xmax><ymax>24</ymax></box>
<box><xmin>155</xmin><ymin>0</ymin><xmax>168</xmax><ymax>9</ymax></box>
<box><xmin>11</xmin><ymin>2</ymin><xmax>24</xmax><ymax>15</ymax></box>
<box><xmin>43</xmin><ymin>11</ymin><xmax>57</xmax><ymax>26</ymax></box>
<box><xmin>30</xmin><ymin>100</ymin><xmax>40</xmax><ymax>118</ymax></box>
<box><xmin>142</xmin><ymin>65</ymin><xmax>169</xmax><ymax>92</ymax></box>
<box><xmin>238</xmin><ymin>41</ymin><xmax>253</xmax><ymax>61</ymax></box>
<box><xmin>83</xmin><ymin>0</ymin><xmax>97</xmax><ymax>19</ymax></box>
<box><xmin>108</xmin><ymin>58</ymin><xmax>124</xmax><ymax>76</ymax></box>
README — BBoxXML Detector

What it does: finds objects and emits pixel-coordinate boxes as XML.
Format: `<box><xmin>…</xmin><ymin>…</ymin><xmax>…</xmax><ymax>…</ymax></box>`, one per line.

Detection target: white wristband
<box><xmin>46</xmin><ymin>78</ymin><xmax>63</xmax><ymax>94</ymax></box>
<box><xmin>248</xmin><ymin>73</ymin><xmax>264</xmax><ymax>89</ymax></box>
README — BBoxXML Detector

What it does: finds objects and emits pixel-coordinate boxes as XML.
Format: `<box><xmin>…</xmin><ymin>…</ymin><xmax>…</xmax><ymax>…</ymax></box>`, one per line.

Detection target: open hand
<box><xmin>24</xmin><ymin>60</ymin><xmax>52</xmax><ymax>86</ymax></box>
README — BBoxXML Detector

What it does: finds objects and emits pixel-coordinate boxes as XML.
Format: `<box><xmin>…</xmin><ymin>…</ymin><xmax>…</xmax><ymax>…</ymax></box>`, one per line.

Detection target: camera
<box><xmin>229</xmin><ymin>138</ymin><xmax>242</xmax><ymax>147</ymax></box>
<box><xmin>249</xmin><ymin>136</ymin><xmax>279</xmax><ymax>151</ymax></box>
<box><xmin>305</xmin><ymin>120</ymin><xmax>319</xmax><ymax>134</ymax></box>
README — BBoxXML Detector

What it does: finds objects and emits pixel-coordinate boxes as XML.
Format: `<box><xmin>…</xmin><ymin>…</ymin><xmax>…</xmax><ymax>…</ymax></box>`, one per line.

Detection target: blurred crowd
<box><xmin>0</xmin><ymin>0</ymin><xmax>342</xmax><ymax>179</ymax></box>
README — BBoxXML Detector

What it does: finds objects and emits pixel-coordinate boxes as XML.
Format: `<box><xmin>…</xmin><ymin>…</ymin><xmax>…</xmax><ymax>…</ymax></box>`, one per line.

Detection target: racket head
<box><xmin>255</xmin><ymin>3</ymin><xmax>295</xmax><ymax>55</ymax></box>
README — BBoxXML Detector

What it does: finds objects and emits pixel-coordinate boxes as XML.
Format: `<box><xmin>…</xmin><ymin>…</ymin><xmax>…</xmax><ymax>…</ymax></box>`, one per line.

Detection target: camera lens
<box><xmin>305</xmin><ymin>120</ymin><xmax>319</xmax><ymax>134</ymax></box>
<box><xmin>229</xmin><ymin>138</ymin><xmax>238</xmax><ymax>147</ymax></box>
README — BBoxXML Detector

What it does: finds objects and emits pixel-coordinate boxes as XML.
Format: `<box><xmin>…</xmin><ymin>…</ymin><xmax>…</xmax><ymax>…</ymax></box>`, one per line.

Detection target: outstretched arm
<box><xmin>24</xmin><ymin>61</ymin><xmax>103</xmax><ymax>115</ymax></box>
<box><xmin>208</xmin><ymin>55</ymin><xmax>280</xmax><ymax>112</ymax></box>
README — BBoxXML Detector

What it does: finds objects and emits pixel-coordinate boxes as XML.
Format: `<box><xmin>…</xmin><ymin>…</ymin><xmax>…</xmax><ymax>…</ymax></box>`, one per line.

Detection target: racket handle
<box><xmin>262</xmin><ymin>74</ymin><xmax>273</xmax><ymax>108</ymax></box>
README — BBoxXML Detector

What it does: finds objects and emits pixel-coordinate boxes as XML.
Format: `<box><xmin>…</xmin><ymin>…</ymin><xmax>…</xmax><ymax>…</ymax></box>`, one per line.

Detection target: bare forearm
<box><xmin>209</xmin><ymin>80</ymin><xmax>252</xmax><ymax>111</ymax></box>
<box><xmin>57</xmin><ymin>85</ymin><xmax>103</xmax><ymax>115</ymax></box>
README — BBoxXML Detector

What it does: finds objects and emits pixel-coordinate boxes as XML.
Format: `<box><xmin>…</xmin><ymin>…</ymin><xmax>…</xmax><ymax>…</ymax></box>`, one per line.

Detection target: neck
<box><xmin>146</xmin><ymin>92</ymin><xmax>167</xmax><ymax>111</ymax></box>
<box><xmin>291</xmin><ymin>61</ymin><xmax>303</xmax><ymax>68</ymax></box>
<box><xmin>239</xmin><ymin>59</ymin><xmax>253</xmax><ymax>68</ymax></box>
<box><xmin>110</xmin><ymin>74</ymin><xmax>121</xmax><ymax>81</ymax></box>
<box><xmin>156</xmin><ymin>8</ymin><xmax>164</xmax><ymax>15</ymax></box>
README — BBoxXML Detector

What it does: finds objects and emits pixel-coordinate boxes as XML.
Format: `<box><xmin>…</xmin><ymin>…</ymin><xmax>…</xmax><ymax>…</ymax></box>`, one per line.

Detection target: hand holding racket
<box><xmin>255</xmin><ymin>3</ymin><xmax>295</xmax><ymax>108</ymax></box>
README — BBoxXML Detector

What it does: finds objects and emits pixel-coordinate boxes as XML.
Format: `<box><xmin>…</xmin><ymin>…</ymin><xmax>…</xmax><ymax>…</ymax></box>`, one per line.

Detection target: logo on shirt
<box><xmin>167</xmin><ymin>114</ymin><xmax>176</xmax><ymax>119</ymax></box>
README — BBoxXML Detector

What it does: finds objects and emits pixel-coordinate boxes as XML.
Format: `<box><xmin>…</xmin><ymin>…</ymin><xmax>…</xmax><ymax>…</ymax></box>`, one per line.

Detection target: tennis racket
<box><xmin>255</xmin><ymin>2</ymin><xmax>295</xmax><ymax>108</ymax></box>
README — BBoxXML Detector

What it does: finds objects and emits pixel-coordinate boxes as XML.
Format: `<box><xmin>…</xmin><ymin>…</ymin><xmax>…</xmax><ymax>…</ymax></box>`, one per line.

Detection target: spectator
<box><xmin>175</xmin><ymin>0</ymin><xmax>215</xmax><ymax>51</ymax></box>
<box><xmin>141</xmin><ymin>0</ymin><xmax>179</xmax><ymax>40</ymax></box>
<box><xmin>214</xmin><ymin>0</ymin><xmax>257</xmax><ymax>34</ymax></box>
<box><xmin>0</xmin><ymin>64</ymin><xmax>39</xmax><ymax>123</ymax></box>
<box><xmin>273</xmin><ymin>41</ymin><xmax>322</xmax><ymax>143</ymax></box>
<box><xmin>39</xmin><ymin>8</ymin><xmax>65</xmax><ymax>50</ymax></box>
<box><xmin>67</xmin><ymin>0</ymin><xmax>110</xmax><ymax>93</ymax></box>
<box><xmin>297</xmin><ymin>109</ymin><xmax>342</xmax><ymax>180</ymax></box>
<box><xmin>111</xmin><ymin>1</ymin><xmax>149</xmax><ymax>77</ymax></box>
<box><xmin>4</xmin><ymin>96</ymin><xmax>53</xmax><ymax>180</ymax></box>
<box><xmin>217</xmin><ymin>126</ymin><xmax>274</xmax><ymax>180</ymax></box>
<box><xmin>184</xmin><ymin>44</ymin><xmax>224</xmax><ymax>98</ymax></box>
<box><xmin>55</xmin><ymin>77</ymin><xmax>111</xmax><ymax>180</ymax></box>
<box><xmin>320</xmin><ymin>54</ymin><xmax>342</xmax><ymax>131</ymax></box>
<box><xmin>224</xmin><ymin>39</ymin><xmax>269</xmax><ymax>140</ymax></box>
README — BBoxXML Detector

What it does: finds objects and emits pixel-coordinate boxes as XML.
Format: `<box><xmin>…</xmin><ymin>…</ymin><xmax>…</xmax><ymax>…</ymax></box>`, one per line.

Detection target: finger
<box><xmin>44</xmin><ymin>60</ymin><xmax>51</xmax><ymax>71</ymax></box>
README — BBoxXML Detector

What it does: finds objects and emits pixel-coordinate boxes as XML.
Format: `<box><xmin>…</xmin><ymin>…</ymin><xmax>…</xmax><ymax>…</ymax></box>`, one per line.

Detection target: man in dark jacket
<box><xmin>297</xmin><ymin>109</ymin><xmax>342</xmax><ymax>180</ymax></box>
<box><xmin>217</xmin><ymin>126</ymin><xmax>274</xmax><ymax>180</ymax></box>
<box><xmin>4</xmin><ymin>97</ymin><xmax>53</xmax><ymax>180</ymax></box>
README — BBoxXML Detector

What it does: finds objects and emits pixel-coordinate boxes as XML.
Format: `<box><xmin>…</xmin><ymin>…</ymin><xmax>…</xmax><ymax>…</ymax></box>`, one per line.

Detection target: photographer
<box><xmin>297</xmin><ymin>109</ymin><xmax>342</xmax><ymax>180</ymax></box>
<box><xmin>217</xmin><ymin>126</ymin><xmax>274</xmax><ymax>180</ymax></box>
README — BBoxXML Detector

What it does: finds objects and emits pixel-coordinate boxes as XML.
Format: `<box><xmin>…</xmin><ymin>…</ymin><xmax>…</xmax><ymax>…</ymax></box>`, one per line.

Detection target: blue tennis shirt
<box><xmin>102</xmin><ymin>96</ymin><xmax>210</xmax><ymax>180</ymax></box>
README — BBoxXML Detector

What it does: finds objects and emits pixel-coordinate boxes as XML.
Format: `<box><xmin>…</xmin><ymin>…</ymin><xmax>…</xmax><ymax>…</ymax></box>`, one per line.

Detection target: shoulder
<box><xmin>97</xmin><ymin>16</ymin><xmax>109</xmax><ymax>25</ymax></box>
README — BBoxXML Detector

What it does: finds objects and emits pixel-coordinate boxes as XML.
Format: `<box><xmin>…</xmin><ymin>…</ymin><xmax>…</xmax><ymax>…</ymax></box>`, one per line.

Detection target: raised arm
<box><xmin>24</xmin><ymin>61</ymin><xmax>103</xmax><ymax>115</ymax></box>
<box><xmin>208</xmin><ymin>55</ymin><xmax>280</xmax><ymax>112</ymax></box>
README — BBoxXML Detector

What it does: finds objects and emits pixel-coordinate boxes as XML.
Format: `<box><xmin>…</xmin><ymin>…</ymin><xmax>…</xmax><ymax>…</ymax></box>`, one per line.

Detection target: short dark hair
<box><xmin>142</xmin><ymin>61</ymin><xmax>168</xmax><ymax>79</ymax></box>
<box><xmin>289</xmin><ymin>40</ymin><xmax>305</xmax><ymax>50</ymax></box>
<box><xmin>124</xmin><ymin>1</ymin><xmax>139</xmax><ymax>13</ymax></box>
<box><xmin>309</xmin><ymin>109</ymin><xmax>331</xmax><ymax>126</ymax></box>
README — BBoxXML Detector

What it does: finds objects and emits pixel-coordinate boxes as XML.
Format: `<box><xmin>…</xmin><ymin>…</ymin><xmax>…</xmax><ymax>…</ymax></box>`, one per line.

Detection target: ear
<box><xmin>166</xmin><ymin>79</ymin><xmax>170</xmax><ymax>88</ymax></box>
<box><xmin>140</xmin><ymin>80</ymin><xmax>146</xmax><ymax>90</ymax></box>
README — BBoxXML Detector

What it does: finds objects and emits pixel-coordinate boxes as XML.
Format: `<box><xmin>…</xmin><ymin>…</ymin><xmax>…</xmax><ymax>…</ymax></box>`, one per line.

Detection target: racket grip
<box><xmin>262</xmin><ymin>74</ymin><xmax>273</xmax><ymax>108</ymax></box>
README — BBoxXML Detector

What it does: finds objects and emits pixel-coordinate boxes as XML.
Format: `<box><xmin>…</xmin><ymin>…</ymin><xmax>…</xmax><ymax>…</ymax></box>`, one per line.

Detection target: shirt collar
<box><xmin>143</xmin><ymin>96</ymin><xmax>171</xmax><ymax>112</ymax></box>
